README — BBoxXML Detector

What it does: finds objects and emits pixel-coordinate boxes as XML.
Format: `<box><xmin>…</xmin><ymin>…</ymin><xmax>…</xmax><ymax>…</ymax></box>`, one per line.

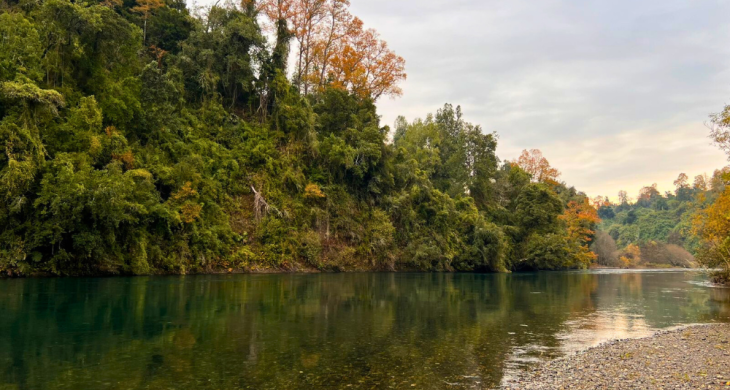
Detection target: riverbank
<box><xmin>3</xmin><ymin>265</ymin><xmax>711</xmax><ymax>278</ymax></box>
<box><xmin>502</xmin><ymin>324</ymin><xmax>730</xmax><ymax>389</ymax></box>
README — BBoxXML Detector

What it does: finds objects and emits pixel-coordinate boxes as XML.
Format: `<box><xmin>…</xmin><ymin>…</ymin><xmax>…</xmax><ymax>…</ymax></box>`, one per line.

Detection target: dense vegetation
<box><xmin>587</xmin><ymin>114</ymin><xmax>730</xmax><ymax>283</ymax></box>
<box><xmin>0</xmin><ymin>0</ymin><xmax>601</xmax><ymax>276</ymax></box>
<box><xmin>693</xmin><ymin>107</ymin><xmax>730</xmax><ymax>284</ymax></box>
<box><xmin>589</xmin><ymin>172</ymin><xmax>728</xmax><ymax>269</ymax></box>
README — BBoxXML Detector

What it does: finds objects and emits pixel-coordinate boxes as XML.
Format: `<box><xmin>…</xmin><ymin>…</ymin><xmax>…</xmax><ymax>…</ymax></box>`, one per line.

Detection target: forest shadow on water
<box><xmin>0</xmin><ymin>271</ymin><xmax>728</xmax><ymax>389</ymax></box>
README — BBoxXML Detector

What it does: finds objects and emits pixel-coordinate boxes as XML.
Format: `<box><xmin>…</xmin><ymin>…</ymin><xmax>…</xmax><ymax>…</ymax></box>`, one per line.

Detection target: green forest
<box><xmin>589</xmin><ymin>172</ymin><xmax>724</xmax><ymax>269</ymax></box>
<box><xmin>588</xmin><ymin>159</ymin><xmax>730</xmax><ymax>283</ymax></box>
<box><xmin>1</xmin><ymin>0</ymin><xmax>729</xmax><ymax>282</ymax></box>
<box><xmin>0</xmin><ymin>0</ymin><xmax>603</xmax><ymax>276</ymax></box>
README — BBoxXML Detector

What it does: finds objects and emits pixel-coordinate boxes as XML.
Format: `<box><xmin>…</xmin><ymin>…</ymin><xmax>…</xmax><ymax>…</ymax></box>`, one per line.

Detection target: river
<box><xmin>0</xmin><ymin>270</ymin><xmax>728</xmax><ymax>389</ymax></box>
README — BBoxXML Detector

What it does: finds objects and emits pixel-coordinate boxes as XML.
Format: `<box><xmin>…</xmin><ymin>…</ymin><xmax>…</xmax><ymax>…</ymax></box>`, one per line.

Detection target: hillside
<box><xmin>0</xmin><ymin>0</ymin><xmax>601</xmax><ymax>276</ymax></box>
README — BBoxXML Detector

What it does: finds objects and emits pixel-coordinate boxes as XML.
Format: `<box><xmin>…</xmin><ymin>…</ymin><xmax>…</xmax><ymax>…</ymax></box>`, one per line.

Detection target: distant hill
<box><xmin>590</xmin><ymin>169</ymin><xmax>729</xmax><ymax>268</ymax></box>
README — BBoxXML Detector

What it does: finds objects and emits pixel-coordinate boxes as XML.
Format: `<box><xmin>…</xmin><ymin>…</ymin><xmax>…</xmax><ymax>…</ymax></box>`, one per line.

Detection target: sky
<box><xmin>343</xmin><ymin>0</ymin><xmax>730</xmax><ymax>201</ymax></box>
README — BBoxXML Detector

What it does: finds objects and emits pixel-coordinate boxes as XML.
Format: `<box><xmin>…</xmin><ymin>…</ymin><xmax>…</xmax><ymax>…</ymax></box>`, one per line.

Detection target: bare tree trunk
<box><xmin>251</xmin><ymin>186</ymin><xmax>281</xmax><ymax>222</ymax></box>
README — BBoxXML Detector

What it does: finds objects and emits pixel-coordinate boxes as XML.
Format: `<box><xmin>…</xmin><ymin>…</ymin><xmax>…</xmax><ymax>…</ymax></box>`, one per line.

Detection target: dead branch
<box><xmin>251</xmin><ymin>185</ymin><xmax>281</xmax><ymax>222</ymax></box>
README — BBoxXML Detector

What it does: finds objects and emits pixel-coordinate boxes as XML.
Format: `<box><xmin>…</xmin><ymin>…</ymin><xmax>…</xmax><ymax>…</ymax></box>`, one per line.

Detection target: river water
<box><xmin>0</xmin><ymin>270</ymin><xmax>728</xmax><ymax>389</ymax></box>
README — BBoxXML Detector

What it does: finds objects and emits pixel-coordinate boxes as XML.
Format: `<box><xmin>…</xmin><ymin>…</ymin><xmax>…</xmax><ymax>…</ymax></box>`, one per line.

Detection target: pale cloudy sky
<box><xmin>347</xmin><ymin>0</ymin><xmax>730</xmax><ymax>200</ymax></box>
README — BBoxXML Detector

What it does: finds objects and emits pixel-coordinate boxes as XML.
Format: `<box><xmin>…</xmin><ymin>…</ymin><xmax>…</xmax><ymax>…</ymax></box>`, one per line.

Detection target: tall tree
<box><xmin>516</xmin><ymin>149</ymin><xmax>561</xmax><ymax>184</ymax></box>
<box><xmin>693</xmin><ymin>186</ymin><xmax>730</xmax><ymax>282</ymax></box>
<box><xmin>256</xmin><ymin>0</ymin><xmax>405</xmax><ymax>100</ymax></box>
<box><xmin>693</xmin><ymin>174</ymin><xmax>708</xmax><ymax>191</ymax></box>
<box><xmin>673</xmin><ymin>173</ymin><xmax>688</xmax><ymax>190</ymax></box>
<box><xmin>674</xmin><ymin>173</ymin><xmax>692</xmax><ymax>201</ymax></box>
<box><xmin>132</xmin><ymin>0</ymin><xmax>165</xmax><ymax>45</ymax></box>
<box><xmin>617</xmin><ymin>190</ymin><xmax>629</xmax><ymax>205</ymax></box>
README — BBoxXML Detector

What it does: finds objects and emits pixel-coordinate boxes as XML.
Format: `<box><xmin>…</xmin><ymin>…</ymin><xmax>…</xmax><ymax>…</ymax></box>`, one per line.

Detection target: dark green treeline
<box><xmin>0</xmin><ymin>0</ymin><xmax>594</xmax><ymax>275</ymax></box>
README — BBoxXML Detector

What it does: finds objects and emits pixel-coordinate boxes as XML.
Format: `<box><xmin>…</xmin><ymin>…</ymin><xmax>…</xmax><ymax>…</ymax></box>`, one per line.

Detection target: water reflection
<box><xmin>0</xmin><ymin>271</ymin><xmax>727</xmax><ymax>389</ymax></box>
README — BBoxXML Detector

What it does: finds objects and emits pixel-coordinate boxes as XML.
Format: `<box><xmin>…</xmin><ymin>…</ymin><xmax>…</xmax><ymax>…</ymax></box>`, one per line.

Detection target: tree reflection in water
<box><xmin>0</xmin><ymin>271</ymin><xmax>727</xmax><ymax>389</ymax></box>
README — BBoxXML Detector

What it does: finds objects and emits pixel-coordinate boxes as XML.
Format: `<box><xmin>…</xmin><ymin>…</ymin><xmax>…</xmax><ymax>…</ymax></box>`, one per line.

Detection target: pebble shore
<box><xmin>502</xmin><ymin>324</ymin><xmax>730</xmax><ymax>390</ymax></box>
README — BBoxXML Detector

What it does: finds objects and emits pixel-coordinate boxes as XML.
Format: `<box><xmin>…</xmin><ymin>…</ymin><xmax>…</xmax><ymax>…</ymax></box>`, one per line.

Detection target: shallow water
<box><xmin>0</xmin><ymin>270</ymin><xmax>728</xmax><ymax>389</ymax></box>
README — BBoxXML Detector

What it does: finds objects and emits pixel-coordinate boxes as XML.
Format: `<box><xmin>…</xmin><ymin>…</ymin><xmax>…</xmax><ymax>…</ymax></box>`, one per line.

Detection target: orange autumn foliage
<box><xmin>112</xmin><ymin>150</ymin><xmax>135</xmax><ymax>170</ymax></box>
<box><xmin>619</xmin><ymin>244</ymin><xmax>641</xmax><ymax>268</ymax></box>
<box><xmin>561</xmin><ymin>199</ymin><xmax>600</xmax><ymax>244</ymax></box>
<box><xmin>516</xmin><ymin>149</ymin><xmax>561</xmax><ymax>185</ymax></box>
<box><xmin>131</xmin><ymin>0</ymin><xmax>164</xmax><ymax>44</ymax></box>
<box><xmin>561</xmin><ymin>199</ymin><xmax>600</xmax><ymax>264</ymax></box>
<box><xmin>256</xmin><ymin>0</ymin><xmax>406</xmax><ymax>100</ymax></box>
<box><xmin>591</xmin><ymin>196</ymin><xmax>611</xmax><ymax>209</ymax></box>
<box><xmin>324</xmin><ymin>22</ymin><xmax>406</xmax><ymax>100</ymax></box>
<box><xmin>131</xmin><ymin>0</ymin><xmax>164</xmax><ymax>16</ymax></box>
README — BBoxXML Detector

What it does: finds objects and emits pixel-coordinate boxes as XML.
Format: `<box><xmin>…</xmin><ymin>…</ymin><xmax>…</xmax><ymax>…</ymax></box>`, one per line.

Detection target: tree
<box><xmin>516</xmin><ymin>149</ymin><xmax>561</xmax><ymax>184</ymax></box>
<box><xmin>597</xmin><ymin>205</ymin><xmax>614</xmax><ymax>220</ymax></box>
<box><xmin>673</xmin><ymin>173</ymin><xmax>688</xmax><ymax>190</ymax></box>
<box><xmin>693</xmin><ymin>174</ymin><xmax>708</xmax><ymax>191</ymax></box>
<box><xmin>309</xmin><ymin>0</ymin><xmax>352</xmax><ymax>90</ymax></box>
<box><xmin>0</xmin><ymin>13</ymin><xmax>43</xmax><ymax>82</ymax></box>
<box><xmin>257</xmin><ymin>0</ymin><xmax>406</xmax><ymax>100</ymax></box>
<box><xmin>709</xmin><ymin>104</ymin><xmax>730</xmax><ymax>157</ymax></box>
<box><xmin>710</xmin><ymin>167</ymin><xmax>730</xmax><ymax>193</ymax></box>
<box><xmin>637</xmin><ymin>183</ymin><xmax>661</xmax><ymax>207</ymax></box>
<box><xmin>618</xmin><ymin>190</ymin><xmax>629</xmax><ymax>205</ymax></box>
<box><xmin>559</xmin><ymin>199</ymin><xmax>600</xmax><ymax>265</ymax></box>
<box><xmin>318</xmin><ymin>19</ymin><xmax>406</xmax><ymax>99</ymax></box>
<box><xmin>619</xmin><ymin>244</ymin><xmax>641</xmax><ymax>268</ymax></box>
<box><xmin>591</xmin><ymin>231</ymin><xmax>619</xmax><ymax>267</ymax></box>
<box><xmin>514</xmin><ymin>183</ymin><xmax>564</xmax><ymax>235</ymax></box>
<box><xmin>693</xmin><ymin>186</ymin><xmax>730</xmax><ymax>283</ymax></box>
<box><xmin>674</xmin><ymin>173</ymin><xmax>692</xmax><ymax>201</ymax></box>
<box><xmin>591</xmin><ymin>195</ymin><xmax>610</xmax><ymax>209</ymax></box>
<box><xmin>561</xmin><ymin>199</ymin><xmax>600</xmax><ymax>245</ymax></box>
<box><xmin>132</xmin><ymin>0</ymin><xmax>165</xmax><ymax>45</ymax></box>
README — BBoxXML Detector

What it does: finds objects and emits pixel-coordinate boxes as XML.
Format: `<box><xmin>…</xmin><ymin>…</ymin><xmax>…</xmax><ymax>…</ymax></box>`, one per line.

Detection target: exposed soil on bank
<box><xmin>501</xmin><ymin>324</ymin><xmax>730</xmax><ymax>389</ymax></box>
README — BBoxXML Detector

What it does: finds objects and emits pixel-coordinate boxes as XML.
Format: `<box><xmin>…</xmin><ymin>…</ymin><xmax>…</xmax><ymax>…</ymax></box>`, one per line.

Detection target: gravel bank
<box><xmin>502</xmin><ymin>324</ymin><xmax>730</xmax><ymax>389</ymax></box>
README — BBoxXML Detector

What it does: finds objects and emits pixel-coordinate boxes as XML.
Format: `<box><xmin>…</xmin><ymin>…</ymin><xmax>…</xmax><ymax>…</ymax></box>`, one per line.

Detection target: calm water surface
<box><xmin>0</xmin><ymin>270</ymin><xmax>728</xmax><ymax>389</ymax></box>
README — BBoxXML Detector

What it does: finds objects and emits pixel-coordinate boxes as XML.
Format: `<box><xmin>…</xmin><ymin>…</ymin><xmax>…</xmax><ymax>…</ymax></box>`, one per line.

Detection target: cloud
<box><xmin>349</xmin><ymin>0</ymin><xmax>730</xmax><ymax>198</ymax></box>
<box><xmin>502</xmin><ymin>122</ymin><xmax>728</xmax><ymax>200</ymax></box>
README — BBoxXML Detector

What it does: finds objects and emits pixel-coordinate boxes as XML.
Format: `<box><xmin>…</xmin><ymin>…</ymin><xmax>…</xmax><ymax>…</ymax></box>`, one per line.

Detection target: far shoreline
<box><xmin>1</xmin><ymin>266</ymin><xmax>725</xmax><ymax>283</ymax></box>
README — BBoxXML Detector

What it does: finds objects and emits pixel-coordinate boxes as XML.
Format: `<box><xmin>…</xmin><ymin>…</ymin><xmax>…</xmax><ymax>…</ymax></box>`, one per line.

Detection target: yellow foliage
<box><xmin>173</xmin><ymin>182</ymin><xmax>198</xmax><ymax>201</ymax></box>
<box><xmin>619</xmin><ymin>256</ymin><xmax>631</xmax><ymax>268</ymax></box>
<box><xmin>181</xmin><ymin>203</ymin><xmax>202</xmax><ymax>224</ymax></box>
<box><xmin>304</xmin><ymin>183</ymin><xmax>325</xmax><ymax>199</ymax></box>
<box><xmin>693</xmin><ymin>186</ymin><xmax>730</xmax><ymax>272</ymax></box>
<box><xmin>89</xmin><ymin>136</ymin><xmax>102</xmax><ymax>156</ymax></box>
<box><xmin>620</xmin><ymin>244</ymin><xmax>641</xmax><ymax>268</ymax></box>
<box><xmin>127</xmin><ymin>169</ymin><xmax>153</xmax><ymax>181</ymax></box>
